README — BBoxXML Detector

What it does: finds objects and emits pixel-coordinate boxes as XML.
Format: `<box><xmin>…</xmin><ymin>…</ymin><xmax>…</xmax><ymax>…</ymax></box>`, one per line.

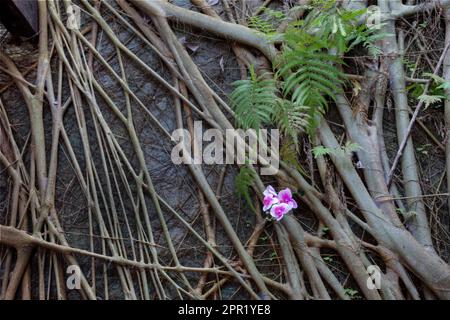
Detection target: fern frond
<box><xmin>313</xmin><ymin>142</ymin><xmax>361</xmax><ymax>158</ymax></box>
<box><xmin>277</xmin><ymin>51</ymin><xmax>345</xmax><ymax>120</ymax></box>
<box><xmin>280</xmin><ymin>142</ymin><xmax>305</xmax><ymax>174</ymax></box>
<box><xmin>343</xmin><ymin>141</ymin><xmax>361</xmax><ymax>154</ymax></box>
<box><xmin>273</xmin><ymin>99</ymin><xmax>310</xmax><ymax>147</ymax></box>
<box><xmin>422</xmin><ymin>72</ymin><xmax>450</xmax><ymax>91</ymax></box>
<box><xmin>423</xmin><ymin>72</ymin><xmax>446</xmax><ymax>84</ymax></box>
<box><xmin>235</xmin><ymin>166</ymin><xmax>257</xmax><ymax>212</ymax></box>
<box><xmin>249</xmin><ymin>15</ymin><xmax>276</xmax><ymax>35</ymax></box>
<box><xmin>312</xmin><ymin>145</ymin><xmax>334</xmax><ymax>158</ymax></box>
<box><xmin>418</xmin><ymin>94</ymin><xmax>445</xmax><ymax>109</ymax></box>
<box><xmin>231</xmin><ymin>66</ymin><xmax>277</xmax><ymax>130</ymax></box>
<box><xmin>248</xmin><ymin>8</ymin><xmax>286</xmax><ymax>37</ymax></box>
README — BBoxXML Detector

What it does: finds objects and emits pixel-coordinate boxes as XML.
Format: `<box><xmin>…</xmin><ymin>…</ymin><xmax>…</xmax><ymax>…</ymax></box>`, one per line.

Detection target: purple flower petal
<box><xmin>263</xmin><ymin>185</ymin><xmax>277</xmax><ymax>197</ymax></box>
<box><xmin>278</xmin><ymin>188</ymin><xmax>298</xmax><ymax>209</ymax></box>
<box><xmin>278</xmin><ymin>188</ymin><xmax>292</xmax><ymax>202</ymax></box>
<box><xmin>262</xmin><ymin>186</ymin><xmax>298</xmax><ymax>218</ymax></box>
<box><xmin>270</xmin><ymin>203</ymin><xmax>292</xmax><ymax>221</ymax></box>
<box><xmin>290</xmin><ymin>198</ymin><xmax>298</xmax><ymax>209</ymax></box>
<box><xmin>263</xmin><ymin>194</ymin><xmax>279</xmax><ymax>212</ymax></box>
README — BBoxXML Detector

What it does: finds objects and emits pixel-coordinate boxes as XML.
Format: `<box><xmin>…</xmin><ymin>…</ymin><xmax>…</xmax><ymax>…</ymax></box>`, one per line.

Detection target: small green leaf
<box><xmin>418</xmin><ymin>94</ymin><xmax>445</xmax><ymax>109</ymax></box>
<box><xmin>312</xmin><ymin>146</ymin><xmax>334</xmax><ymax>158</ymax></box>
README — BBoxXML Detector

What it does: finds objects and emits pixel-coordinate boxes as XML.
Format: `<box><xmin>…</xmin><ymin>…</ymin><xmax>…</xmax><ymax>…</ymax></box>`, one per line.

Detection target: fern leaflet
<box><xmin>235</xmin><ymin>166</ymin><xmax>257</xmax><ymax>212</ymax></box>
<box><xmin>273</xmin><ymin>99</ymin><xmax>310</xmax><ymax>147</ymax></box>
<box><xmin>231</xmin><ymin>66</ymin><xmax>277</xmax><ymax>130</ymax></box>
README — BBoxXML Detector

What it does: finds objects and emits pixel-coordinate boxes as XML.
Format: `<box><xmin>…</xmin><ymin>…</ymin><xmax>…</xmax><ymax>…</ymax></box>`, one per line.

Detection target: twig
<box><xmin>387</xmin><ymin>42</ymin><xmax>450</xmax><ymax>186</ymax></box>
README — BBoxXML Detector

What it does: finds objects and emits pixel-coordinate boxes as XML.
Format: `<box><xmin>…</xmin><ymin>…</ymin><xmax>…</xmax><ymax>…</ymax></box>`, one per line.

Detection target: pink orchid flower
<box><xmin>263</xmin><ymin>185</ymin><xmax>277</xmax><ymax>197</ymax></box>
<box><xmin>270</xmin><ymin>203</ymin><xmax>292</xmax><ymax>221</ymax></box>
<box><xmin>278</xmin><ymin>188</ymin><xmax>298</xmax><ymax>209</ymax></box>
<box><xmin>262</xmin><ymin>185</ymin><xmax>279</xmax><ymax>211</ymax></box>
<box><xmin>262</xmin><ymin>186</ymin><xmax>298</xmax><ymax>221</ymax></box>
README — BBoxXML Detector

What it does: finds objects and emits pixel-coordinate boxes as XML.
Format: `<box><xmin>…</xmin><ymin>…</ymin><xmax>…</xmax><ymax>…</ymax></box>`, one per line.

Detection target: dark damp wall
<box><xmin>0</xmin><ymin>0</ymin><xmax>38</xmax><ymax>39</ymax></box>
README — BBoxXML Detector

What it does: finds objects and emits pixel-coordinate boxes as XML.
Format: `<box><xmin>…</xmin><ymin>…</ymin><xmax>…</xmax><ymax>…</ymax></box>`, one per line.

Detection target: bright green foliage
<box><xmin>408</xmin><ymin>73</ymin><xmax>450</xmax><ymax>109</ymax></box>
<box><xmin>235</xmin><ymin>166</ymin><xmax>257</xmax><ymax>212</ymax></box>
<box><xmin>312</xmin><ymin>145</ymin><xmax>334</xmax><ymax>158</ymax></box>
<box><xmin>407</xmin><ymin>82</ymin><xmax>425</xmax><ymax>99</ymax></box>
<box><xmin>231</xmin><ymin>66</ymin><xmax>277</xmax><ymax>130</ymax></box>
<box><xmin>423</xmin><ymin>72</ymin><xmax>450</xmax><ymax>88</ymax></box>
<box><xmin>249</xmin><ymin>15</ymin><xmax>277</xmax><ymax>35</ymax></box>
<box><xmin>294</xmin><ymin>0</ymin><xmax>385</xmax><ymax>55</ymax></box>
<box><xmin>417</xmin><ymin>72</ymin><xmax>450</xmax><ymax>109</ymax></box>
<box><xmin>346</xmin><ymin>25</ymin><xmax>387</xmax><ymax>56</ymax></box>
<box><xmin>277</xmin><ymin>50</ymin><xmax>344</xmax><ymax>125</ymax></box>
<box><xmin>273</xmin><ymin>99</ymin><xmax>310</xmax><ymax>147</ymax></box>
<box><xmin>248</xmin><ymin>8</ymin><xmax>286</xmax><ymax>37</ymax></box>
<box><xmin>406</xmin><ymin>72</ymin><xmax>450</xmax><ymax>100</ymax></box>
<box><xmin>276</xmin><ymin>0</ymin><xmax>384</xmax><ymax>128</ymax></box>
<box><xmin>341</xmin><ymin>141</ymin><xmax>361</xmax><ymax>155</ymax></box>
<box><xmin>418</xmin><ymin>94</ymin><xmax>446</xmax><ymax>110</ymax></box>
<box><xmin>344</xmin><ymin>288</ymin><xmax>361</xmax><ymax>299</ymax></box>
<box><xmin>232</xmin><ymin>0</ymin><xmax>381</xmax><ymax>137</ymax></box>
<box><xmin>231</xmin><ymin>0</ymin><xmax>381</xmax><ymax>186</ymax></box>
<box><xmin>312</xmin><ymin>142</ymin><xmax>361</xmax><ymax>158</ymax></box>
<box><xmin>264</xmin><ymin>8</ymin><xmax>286</xmax><ymax>20</ymax></box>
<box><xmin>295</xmin><ymin>0</ymin><xmax>364</xmax><ymax>53</ymax></box>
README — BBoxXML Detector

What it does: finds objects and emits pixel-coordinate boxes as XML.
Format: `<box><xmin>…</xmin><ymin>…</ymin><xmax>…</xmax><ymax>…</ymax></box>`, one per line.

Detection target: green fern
<box><xmin>249</xmin><ymin>15</ymin><xmax>277</xmax><ymax>35</ymax></box>
<box><xmin>347</xmin><ymin>26</ymin><xmax>388</xmax><ymax>56</ymax></box>
<box><xmin>299</xmin><ymin>0</ymin><xmax>379</xmax><ymax>55</ymax></box>
<box><xmin>278</xmin><ymin>3</ymin><xmax>347</xmax><ymax>121</ymax></box>
<box><xmin>277</xmin><ymin>49</ymin><xmax>345</xmax><ymax>123</ymax></box>
<box><xmin>280</xmin><ymin>143</ymin><xmax>306</xmax><ymax>174</ymax></box>
<box><xmin>273</xmin><ymin>99</ymin><xmax>310</xmax><ymax>147</ymax></box>
<box><xmin>231</xmin><ymin>66</ymin><xmax>277</xmax><ymax>130</ymax></box>
<box><xmin>312</xmin><ymin>145</ymin><xmax>334</xmax><ymax>158</ymax></box>
<box><xmin>423</xmin><ymin>73</ymin><xmax>450</xmax><ymax>90</ymax></box>
<box><xmin>235</xmin><ymin>166</ymin><xmax>257</xmax><ymax>212</ymax></box>
<box><xmin>341</xmin><ymin>141</ymin><xmax>361</xmax><ymax>155</ymax></box>
<box><xmin>422</xmin><ymin>72</ymin><xmax>450</xmax><ymax>97</ymax></box>
<box><xmin>248</xmin><ymin>8</ymin><xmax>286</xmax><ymax>37</ymax></box>
<box><xmin>231</xmin><ymin>0</ymin><xmax>377</xmax><ymax>153</ymax></box>
<box><xmin>312</xmin><ymin>142</ymin><xmax>361</xmax><ymax>158</ymax></box>
<box><xmin>274</xmin><ymin>0</ymin><xmax>382</xmax><ymax>128</ymax></box>
<box><xmin>418</xmin><ymin>94</ymin><xmax>445</xmax><ymax>110</ymax></box>
<box><xmin>344</xmin><ymin>288</ymin><xmax>361</xmax><ymax>299</ymax></box>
